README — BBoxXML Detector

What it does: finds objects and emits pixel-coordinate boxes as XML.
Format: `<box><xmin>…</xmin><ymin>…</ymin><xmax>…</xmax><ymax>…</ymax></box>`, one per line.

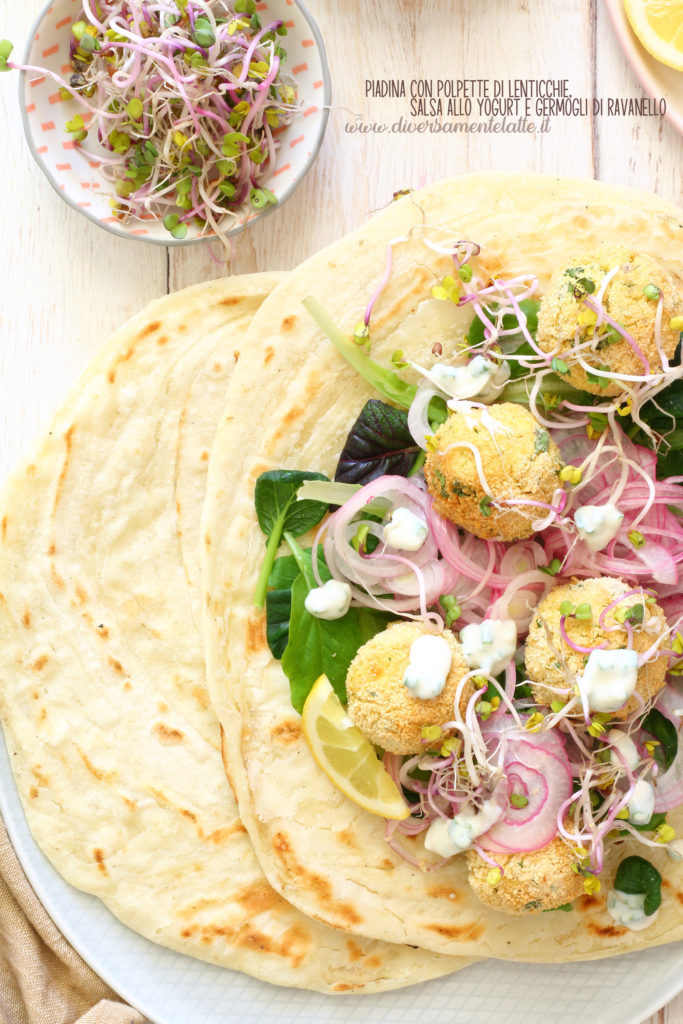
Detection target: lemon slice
<box><xmin>301</xmin><ymin>675</ymin><xmax>410</xmax><ymax>820</ymax></box>
<box><xmin>624</xmin><ymin>0</ymin><xmax>683</xmax><ymax>71</ymax></box>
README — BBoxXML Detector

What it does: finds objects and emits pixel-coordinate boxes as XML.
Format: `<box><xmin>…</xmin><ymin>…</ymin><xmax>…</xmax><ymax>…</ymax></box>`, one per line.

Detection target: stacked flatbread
<box><xmin>0</xmin><ymin>175</ymin><xmax>681</xmax><ymax>999</ymax></box>
<box><xmin>0</xmin><ymin>274</ymin><xmax>469</xmax><ymax>991</ymax></box>
<box><xmin>200</xmin><ymin>174</ymin><xmax>683</xmax><ymax>962</ymax></box>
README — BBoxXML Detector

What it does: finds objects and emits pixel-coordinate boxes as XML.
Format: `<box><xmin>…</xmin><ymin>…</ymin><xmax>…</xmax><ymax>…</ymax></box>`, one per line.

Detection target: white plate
<box><xmin>605</xmin><ymin>0</ymin><xmax>683</xmax><ymax>136</ymax></box>
<box><xmin>0</xmin><ymin>728</ymin><xmax>681</xmax><ymax>1024</ymax></box>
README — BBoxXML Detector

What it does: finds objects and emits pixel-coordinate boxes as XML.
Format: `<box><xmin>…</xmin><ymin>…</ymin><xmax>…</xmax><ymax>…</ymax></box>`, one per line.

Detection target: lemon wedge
<box><xmin>301</xmin><ymin>675</ymin><xmax>410</xmax><ymax>820</ymax></box>
<box><xmin>624</xmin><ymin>0</ymin><xmax>683</xmax><ymax>71</ymax></box>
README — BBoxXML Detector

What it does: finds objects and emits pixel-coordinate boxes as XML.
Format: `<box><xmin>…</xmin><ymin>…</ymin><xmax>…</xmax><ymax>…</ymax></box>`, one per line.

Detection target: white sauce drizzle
<box><xmin>607</xmin><ymin>890</ymin><xmax>659</xmax><ymax>931</ymax></box>
<box><xmin>574</xmin><ymin>503</ymin><xmax>624</xmax><ymax>552</ymax></box>
<box><xmin>303</xmin><ymin>580</ymin><xmax>352</xmax><ymax>621</ymax></box>
<box><xmin>607</xmin><ymin>729</ymin><xmax>639</xmax><ymax>770</ymax></box>
<box><xmin>403</xmin><ymin>634</ymin><xmax>452</xmax><ymax>700</ymax></box>
<box><xmin>627</xmin><ymin>779</ymin><xmax>655</xmax><ymax>825</ymax></box>
<box><xmin>579</xmin><ymin>649</ymin><xmax>638</xmax><ymax>713</ymax></box>
<box><xmin>382</xmin><ymin>507</ymin><xmax>428</xmax><ymax>552</ymax></box>
<box><xmin>667</xmin><ymin>839</ymin><xmax>683</xmax><ymax>862</ymax></box>
<box><xmin>460</xmin><ymin>619</ymin><xmax>517</xmax><ymax>677</ymax></box>
<box><xmin>424</xmin><ymin>799</ymin><xmax>505</xmax><ymax>857</ymax></box>
<box><xmin>430</xmin><ymin>356</ymin><xmax>510</xmax><ymax>403</ymax></box>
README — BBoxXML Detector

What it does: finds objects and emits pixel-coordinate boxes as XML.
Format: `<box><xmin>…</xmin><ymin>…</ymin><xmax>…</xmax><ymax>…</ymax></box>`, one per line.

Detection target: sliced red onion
<box><xmin>407</xmin><ymin>381</ymin><xmax>442</xmax><ymax>451</ymax></box>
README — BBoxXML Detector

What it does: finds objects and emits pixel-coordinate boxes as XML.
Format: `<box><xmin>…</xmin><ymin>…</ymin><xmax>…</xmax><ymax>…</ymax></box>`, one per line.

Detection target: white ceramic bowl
<box><xmin>19</xmin><ymin>0</ymin><xmax>330</xmax><ymax>244</ymax></box>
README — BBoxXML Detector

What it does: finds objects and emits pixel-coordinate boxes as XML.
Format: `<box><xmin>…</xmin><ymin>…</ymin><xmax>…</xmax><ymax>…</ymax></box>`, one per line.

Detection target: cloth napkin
<box><xmin>0</xmin><ymin>816</ymin><xmax>145</xmax><ymax>1024</ymax></box>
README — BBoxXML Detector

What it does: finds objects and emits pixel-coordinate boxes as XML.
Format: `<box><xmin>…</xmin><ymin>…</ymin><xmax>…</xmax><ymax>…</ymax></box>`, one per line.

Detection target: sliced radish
<box><xmin>478</xmin><ymin>740</ymin><xmax>573</xmax><ymax>853</ymax></box>
<box><xmin>502</xmin><ymin>761</ymin><xmax>548</xmax><ymax>827</ymax></box>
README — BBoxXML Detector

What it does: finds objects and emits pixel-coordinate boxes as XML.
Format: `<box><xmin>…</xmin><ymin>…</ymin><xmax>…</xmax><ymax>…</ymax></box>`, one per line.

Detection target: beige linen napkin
<box><xmin>0</xmin><ymin>816</ymin><xmax>145</xmax><ymax>1024</ymax></box>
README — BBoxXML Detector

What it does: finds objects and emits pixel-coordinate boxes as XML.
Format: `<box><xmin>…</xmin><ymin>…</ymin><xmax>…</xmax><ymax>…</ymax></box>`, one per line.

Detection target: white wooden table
<box><xmin>1</xmin><ymin>1</ymin><xmax>681</xmax><ymax>1020</ymax></box>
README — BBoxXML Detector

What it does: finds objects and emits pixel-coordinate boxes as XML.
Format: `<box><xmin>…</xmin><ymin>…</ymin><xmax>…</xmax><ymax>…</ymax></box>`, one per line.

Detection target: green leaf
<box><xmin>221</xmin><ymin>131</ymin><xmax>249</xmax><ymax>157</ymax></box>
<box><xmin>282</xmin><ymin>575</ymin><xmax>391</xmax><ymax>712</ymax></box>
<box><xmin>641</xmin><ymin>707</ymin><xmax>679</xmax><ymax>771</ymax></box>
<box><xmin>0</xmin><ymin>39</ymin><xmax>14</xmax><ymax>71</ymax></box>
<box><xmin>253</xmin><ymin>470</ymin><xmax>328</xmax><ymax>607</ymax></box>
<box><xmin>255</xmin><ymin>470</ymin><xmax>329</xmax><ymax>538</ymax></box>
<box><xmin>614</xmin><ymin>855</ymin><xmax>662</xmax><ymax>916</ymax></box>
<box><xmin>175</xmin><ymin>176</ymin><xmax>193</xmax><ymax>197</ymax></box>
<box><xmin>624</xmin><ymin>811</ymin><xmax>667</xmax><ymax>833</ymax></box>
<box><xmin>125</xmin><ymin>97</ymin><xmax>143</xmax><ymax>120</ymax></box>
<box><xmin>302</xmin><ymin>297</ymin><xmax>416</xmax><ymax>410</ymax></box>
<box><xmin>265</xmin><ymin>550</ymin><xmax>331</xmax><ymax>658</ymax></box>
<box><xmin>465</xmin><ymin>298</ymin><xmax>540</xmax><ymax>350</ymax></box>
<box><xmin>334</xmin><ymin>399</ymin><xmax>421</xmax><ymax>486</ymax></box>
<box><xmin>193</xmin><ymin>15</ymin><xmax>215</xmax><ymax>47</ymax></box>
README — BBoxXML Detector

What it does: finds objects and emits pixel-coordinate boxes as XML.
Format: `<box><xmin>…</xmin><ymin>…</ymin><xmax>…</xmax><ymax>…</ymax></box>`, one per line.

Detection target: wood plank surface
<box><xmin>0</xmin><ymin>1</ymin><xmax>681</xmax><ymax>1020</ymax></box>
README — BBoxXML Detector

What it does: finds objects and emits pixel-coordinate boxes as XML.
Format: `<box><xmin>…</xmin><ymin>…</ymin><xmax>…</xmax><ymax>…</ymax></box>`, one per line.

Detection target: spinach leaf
<box><xmin>656</xmin><ymin>443</ymin><xmax>683</xmax><ymax>480</ymax></box>
<box><xmin>465</xmin><ymin>298</ymin><xmax>540</xmax><ymax>348</ymax></box>
<box><xmin>253</xmin><ymin>470</ymin><xmax>328</xmax><ymax>608</ymax></box>
<box><xmin>655</xmin><ymin>376</ymin><xmax>683</xmax><ymax>419</ymax></box>
<box><xmin>624</xmin><ymin>811</ymin><xmax>668</xmax><ymax>834</ymax></box>
<box><xmin>334</xmin><ymin>399</ymin><xmax>421</xmax><ymax>485</ymax></box>
<box><xmin>641</xmin><ymin>707</ymin><xmax>679</xmax><ymax>772</ymax></box>
<box><xmin>255</xmin><ymin>470</ymin><xmax>329</xmax><ymax>537</ymax></box>
<box><xmin>614</xmin><ymin>855</ymin><xmax>662</xmax><ymax>916</ymax></box>
<box><xmin>282</xmin><ymin>575</ymin><xmax>392</xmax><ymax>712</ymax></box>
<box><xmin>265</xmin><ymin>550</ymin><xmax>330</xmax><ymax>659</ymax></box>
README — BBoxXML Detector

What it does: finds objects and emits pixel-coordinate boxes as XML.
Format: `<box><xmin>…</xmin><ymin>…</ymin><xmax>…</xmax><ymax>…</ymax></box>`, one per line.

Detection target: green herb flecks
<box><xmin>533</xmin><ymin>427</ymin><xmax>550</xmax><ymax>454</ymax></box>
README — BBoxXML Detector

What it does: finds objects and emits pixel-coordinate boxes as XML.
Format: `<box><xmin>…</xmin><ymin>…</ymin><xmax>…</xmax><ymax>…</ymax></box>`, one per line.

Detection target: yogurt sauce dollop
<box><xmin>580</xmin><ymin>648</ymin><xmax>639</xmax><ymax>713</ymax></box>
<box><xmin>607</xmin><ymin>890</ymin><xmax>659</xmax><ymax>931</ymax></box>
<box><xmin>304</xmin><ymin>579</ymin><xmax>352</xmax><ymax>621</ymax></box>
<box><xmin>403</xmin><ymin>634</ymin><xmax>453</xmax><ymax>699</ymax></box>
<box><xmin>382</xmin><ymin>507</ymin><xmax>428</xmax><ymax>551</ymax></box>
<box><xmin>424</xmin><ymin>799</ymin><xmax>505</xmax><ymax>857</ymax></box>
<box><xmin>574</xmin><ymin>503</ymin><xmax>624</xmax><ymax>552</ymax></box>
<box><xmin>460</xmin><ymin>619</ymin><xmax>517</xmax><ymax>676</ymax></box>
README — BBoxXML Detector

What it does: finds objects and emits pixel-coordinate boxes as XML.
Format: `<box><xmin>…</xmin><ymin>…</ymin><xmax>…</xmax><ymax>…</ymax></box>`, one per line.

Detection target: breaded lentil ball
<box><xmin>536</xmin><ymin>248</ymin><xmax>681</xmax><ymax>397</ymax></box>
<box><xmin>525</xmin><ymin>576</ymin><xmax>668</xmax><ymax>720</ymax></box>
<box><xmin>345</xmin><ymin>621</ymin><xmax>473</xmax><ymax>755</ymax></box>
<box><xmin>424</xmin><ymin>403</ymin><xmax>564</xmax><ymax>541</ymax></box>
<box><xmin>466</xmin><ymin>836</ymin><xmax>584</xmax><ymax>914</ymax></box>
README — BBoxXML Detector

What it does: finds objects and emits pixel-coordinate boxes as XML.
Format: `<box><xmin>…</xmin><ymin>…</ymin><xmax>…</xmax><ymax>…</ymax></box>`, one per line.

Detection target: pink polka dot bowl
<box><xmin>19</xmin><ymin>0</ymin><xmax>330</xmax><ymax>245</ymax></box>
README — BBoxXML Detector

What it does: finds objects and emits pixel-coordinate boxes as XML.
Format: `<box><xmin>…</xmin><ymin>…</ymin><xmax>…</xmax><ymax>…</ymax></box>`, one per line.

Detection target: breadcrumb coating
<box><xmin>424</xmin><ymin>403</ymin><xmax>564</xmax><ymax>541</ymax></box>
<box><xmin>536</xmin><ymin>248</ymin><xmax>681</xmax><ymax>397</ymax></box>
<box><xmin>466</xmin><ymin>836</ymin><xmax>584</xmax><ymax>914</ymax></box>
<box><xmin>346</xmin><ymin>621</ymin><xmax>473</xmax><ymax>755</ymax></box>
<box><xmin>525</xmin><ymin>576</ymin><xmax>668</xmax><ymax>719</ymax></box>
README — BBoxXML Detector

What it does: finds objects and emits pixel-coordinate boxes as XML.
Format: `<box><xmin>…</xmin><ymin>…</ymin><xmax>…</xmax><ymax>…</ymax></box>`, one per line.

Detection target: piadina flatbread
<box><xmin>200</xmin><ymin>174</ymin><xmax>683</xmax><ymax>962</ymax></box>
<box><xmin>0</xmin><ymin>275</ymin><xmax>472</xmax><ymax>991</ymax></box>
